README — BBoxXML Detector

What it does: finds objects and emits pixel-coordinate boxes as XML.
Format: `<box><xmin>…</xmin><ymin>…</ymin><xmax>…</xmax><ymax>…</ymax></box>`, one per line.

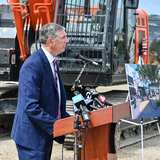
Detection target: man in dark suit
<box><xmin>11</xmin><ymin>23</ymin><xmax>70</xmax><ymax>159</ymax></box>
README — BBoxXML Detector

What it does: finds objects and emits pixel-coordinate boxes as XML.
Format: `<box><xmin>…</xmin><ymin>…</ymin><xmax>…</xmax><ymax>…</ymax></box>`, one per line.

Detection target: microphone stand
<box><xmin>71</xmin><ymin>63</ymin><xmax>87</xmax><ymax>91</ymax></box>
<box><xmin>74</xmin><ymin>114</ymin><xmax>89</xmax><ymax>160</ymax></box>
<box><xmin>72</xmin><ymin>62</ymin><xmax>90</xmax><ymax>160</ymax></box>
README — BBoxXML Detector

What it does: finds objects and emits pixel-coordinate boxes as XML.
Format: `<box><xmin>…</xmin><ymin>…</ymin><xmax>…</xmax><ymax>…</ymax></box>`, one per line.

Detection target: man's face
<box><xmin>52</xmin><ymin>30</ymin><xmax>69</xmax><ymax>56</ymax></box>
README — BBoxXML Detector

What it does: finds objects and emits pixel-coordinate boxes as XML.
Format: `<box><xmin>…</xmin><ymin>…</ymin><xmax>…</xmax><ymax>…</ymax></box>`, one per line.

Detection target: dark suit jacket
<box><xmin>11</xmin><ymin>48</ymin><xmax>70</xmax><ymax>151</ymax></box>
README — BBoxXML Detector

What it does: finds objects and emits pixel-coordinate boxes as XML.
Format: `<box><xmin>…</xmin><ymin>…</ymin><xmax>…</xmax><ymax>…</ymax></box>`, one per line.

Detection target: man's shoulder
<box><xmin>25</xmin><ymin>49</ymin><xmax>44</xmax><ymax>63</ymax></box>
<box><xmin>20</xmin><ymin>49</ymin><xmax>45</xmax><ymax>71</ymax></box>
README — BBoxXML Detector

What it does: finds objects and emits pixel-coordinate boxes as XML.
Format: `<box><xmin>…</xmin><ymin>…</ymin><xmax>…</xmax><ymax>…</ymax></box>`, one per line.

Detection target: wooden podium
<box><xmin>53</xmin><ymin>102</ymin><xmax>130</xmax><ymax>160</ymax></box>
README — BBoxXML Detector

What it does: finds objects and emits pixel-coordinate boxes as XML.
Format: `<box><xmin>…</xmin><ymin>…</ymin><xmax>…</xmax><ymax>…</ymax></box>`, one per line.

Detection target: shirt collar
<box><xmin>41</xmin><ymin>46</ymin><xmax>56</xmax><ymax>64</ymax></box>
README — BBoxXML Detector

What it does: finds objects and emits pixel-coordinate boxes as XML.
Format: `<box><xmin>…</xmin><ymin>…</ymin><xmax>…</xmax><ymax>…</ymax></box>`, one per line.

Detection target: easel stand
<box><xmin>121</xmin><ymin>118</ymin><xmax>160</xmax><ymax>160</ymax></box>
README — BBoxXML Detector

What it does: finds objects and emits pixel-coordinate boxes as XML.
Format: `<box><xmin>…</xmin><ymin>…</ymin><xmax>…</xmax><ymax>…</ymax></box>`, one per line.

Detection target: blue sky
<box><xmin>138</xmin><ymin>0</ymin><xmax>160</xmax><ymax>15</ymax></box>
<box><xmin>1</xmin><ymin>0</ymin><xmax>7</xmax><ymax>4</ymax></box>
<box><xmin>1</xmin><ymin>0</ymin><xmax>160</xmax><ymax>15</ymax></box>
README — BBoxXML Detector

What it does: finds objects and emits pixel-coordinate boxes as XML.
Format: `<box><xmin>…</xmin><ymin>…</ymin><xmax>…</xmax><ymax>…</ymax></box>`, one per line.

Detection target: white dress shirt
<box><xmin>41</xmin><ymin>46</ymin><xmax>61</xmax><ymax>103</ymax></box>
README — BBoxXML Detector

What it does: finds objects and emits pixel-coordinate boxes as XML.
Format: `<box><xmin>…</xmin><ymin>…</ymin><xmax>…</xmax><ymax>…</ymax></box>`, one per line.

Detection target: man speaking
<box><xmin>11</xmin><ymin>23</ymin><xmax>70</xmax><ymax>160</ymax></box>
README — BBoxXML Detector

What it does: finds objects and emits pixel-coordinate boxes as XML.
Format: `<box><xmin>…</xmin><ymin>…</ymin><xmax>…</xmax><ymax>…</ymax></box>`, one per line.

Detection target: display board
<box><xmin>125</xmin><ymin>64</ymin><xmax>160</xmax><ymax>119</ymax></box>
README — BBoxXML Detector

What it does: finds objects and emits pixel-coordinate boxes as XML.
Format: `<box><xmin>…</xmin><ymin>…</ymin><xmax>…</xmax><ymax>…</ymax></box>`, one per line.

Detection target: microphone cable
<box><xmin>92</xmin><ymin>67</ymin><xmax>102</xmax><ymax>87</ymax></box>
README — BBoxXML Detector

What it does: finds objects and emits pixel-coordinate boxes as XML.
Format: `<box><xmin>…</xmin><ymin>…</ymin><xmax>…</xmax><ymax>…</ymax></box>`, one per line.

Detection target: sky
<box><xmin>1</xmin><ymin>0</ymin><xmax>7</xmax><ymax>4</ymax></box>
<box><xmin>138</xmin><ymin>0</ymin><xmax>160</xmax><ymax>15</ymax></box>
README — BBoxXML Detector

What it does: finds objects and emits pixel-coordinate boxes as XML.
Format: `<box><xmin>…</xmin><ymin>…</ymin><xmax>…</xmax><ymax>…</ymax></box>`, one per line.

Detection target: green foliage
<box><xmin>150</xmin><ymin>38</ymin><xmax>160</xmax><ymax>53</ymax></box>
<box><xmin>136</xmin><ymin>65</ymin><xmax>160</xmax><ymax>84</ymax></box>
<box><xmin>154</xmin><ymin>99</ymin><xmax>160</xmax><ymax>107</ymax></box>
<box><xmin>136</xmin><ymin>65</ymin><xmax>160</xmax><ymax>100</ymax></box>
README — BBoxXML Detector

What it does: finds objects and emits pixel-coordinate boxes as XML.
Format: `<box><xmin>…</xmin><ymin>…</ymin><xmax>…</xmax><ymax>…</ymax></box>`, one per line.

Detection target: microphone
<box><xmin>85</xmin><ymin>98</ymin><xmax>99</xmax><ymax>111</ymax></box>
<box><xmin>72</xmin><ymin>92</ymin><xmax>90</xmax><ymax>123</ymax></box>
<box><xmin>98</xmin><ymin>95</ymin><xmax>113</xmax><ymax>106</ymax></box>
<box><xmin>85</xmin><ymin>87</ymin><xmax>99</xmax><ymax>98</ymax></box>
<box><xmin>94</xmin><ymin>97</ymin><xmax>106</xmax><ymax>108</ymax></box>
<box><xmin>84</xmin><ymin>87</ymin><xmax>106</xmax><ymax>108</ymax></box>
<box><xmin>84</xmin><ymin>87</ymin><xmax>112</xmax><ymax>108</ymax></box>
<box><xmin>72</xmin><ymin>92</ymin><xmax>86</xmax><ymax>108</ymax></box>
<box><xmin>74</xmin><ymin>53</ymin><xmax>101</xmax><ymax>66</ymax></box>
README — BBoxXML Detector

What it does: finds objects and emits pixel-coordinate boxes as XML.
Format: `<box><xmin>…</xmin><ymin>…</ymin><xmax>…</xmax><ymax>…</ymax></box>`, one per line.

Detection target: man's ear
<box><xmin>47</xmin><ymin>38</ymin><xmax>54</xmax><ymax>47</ymax></box>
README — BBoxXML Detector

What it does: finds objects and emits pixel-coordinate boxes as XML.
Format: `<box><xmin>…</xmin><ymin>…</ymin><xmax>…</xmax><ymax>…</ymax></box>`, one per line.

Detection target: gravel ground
<box><xmin>0</xmin><ymin>135</ymin><xmax>160</xmax><ymax>160</ymax></box>
<box><xmin>118</xmin><ymin>135</ymin><xmax>160</xmax><ymax>160</ymax></box>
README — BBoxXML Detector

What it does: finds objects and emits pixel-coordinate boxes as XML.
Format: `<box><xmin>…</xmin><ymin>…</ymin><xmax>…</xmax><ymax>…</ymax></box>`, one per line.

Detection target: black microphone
<box><xmin>94</xmin><ymin>97</ymin><xmax>106</xmax><ymax>108</ymax></box>
<box><xmin>85</xmin><ymin>98</ymin><xmax>99</xmax><ymax>111</ymax></box>
<box><xmin>98</xmin><ymin>95</ymin><xmax>113</xmax><ymax>106</ymax></box>
<box><xmin>72</xmin><ymin>92</ymin><xmax>90</xmax><ymax>123</ymax></box>
<box><xmin>85</xmin><ymin>87</ymin><xmax>99</xmax><ymax>98</ymax></box>
<box><xmin>74</xmin><ymin>53</ymin><xmax>101</xmax><ymax>66</ymax></box>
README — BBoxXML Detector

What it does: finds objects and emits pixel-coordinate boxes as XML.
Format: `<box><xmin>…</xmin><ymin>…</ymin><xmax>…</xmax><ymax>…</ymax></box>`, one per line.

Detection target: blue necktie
<box><xmin>53</xmin><ymin>59</ymin><xmax>61</xmax><ymax>119</ymax></box>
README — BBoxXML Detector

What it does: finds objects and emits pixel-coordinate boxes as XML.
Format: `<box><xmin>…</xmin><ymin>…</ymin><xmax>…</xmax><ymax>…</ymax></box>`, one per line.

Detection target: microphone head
<box><xmin>84</xmin><ymin>87</ymin><xmax>91</xmax><ymax>93</ymax></box>
<box><xmin>74</xmin><ymin>53</ymin><xmax>80</xmax><ymax>59</ymax></box>
<box><xmin>85</xmin><ymin>98</ymin><xmax>93</xmax><ymax>111</ymax></box>
<box><xmin>73</xmin><ymin>90</ymin><xmax>80</xmax><ymax>96</ymax></box>
<box><xmin>98</xmin><ymin>95</ymin><xmax>106</xmax><ymax>103</ymax></box>
<box><xmin>73</xmin><ymin>105</ymin><xmax>78</xmax><ymax>114</ymax></box>
<box><xmin>85</xmin><ymin>98</ymin><xmax>93</xmax><ymax>106</ymax></box>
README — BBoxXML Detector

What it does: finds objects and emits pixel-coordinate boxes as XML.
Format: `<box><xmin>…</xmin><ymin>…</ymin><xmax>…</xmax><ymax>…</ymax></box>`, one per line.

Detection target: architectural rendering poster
<box><xmin>125</xmin><ymin>64</ymin><xmax>160</xmax><ymax>120</ymax></box>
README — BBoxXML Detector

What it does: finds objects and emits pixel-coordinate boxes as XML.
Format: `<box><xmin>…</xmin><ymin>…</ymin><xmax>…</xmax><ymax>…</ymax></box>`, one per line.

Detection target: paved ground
<box><xmin>0</xmin><ymin>132</ymin><xmax>160</xmax><ymax>160</ymax></box>
<box><xmin>130</xmin><ymin>97</ymin><xmax>160</xmax><ymax>120</ymax></box>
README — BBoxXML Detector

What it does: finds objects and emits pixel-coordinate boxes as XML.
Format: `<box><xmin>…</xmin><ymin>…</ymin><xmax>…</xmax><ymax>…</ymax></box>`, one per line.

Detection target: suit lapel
<box><xmin>39</xmin><ymin>48</ymin><xmax>57</xmax><ymax>90</ymax></box>
<box><xmin>38</xmin><ymin>48</ymin><xmax>66</xmax><ymax>104</ymax></box>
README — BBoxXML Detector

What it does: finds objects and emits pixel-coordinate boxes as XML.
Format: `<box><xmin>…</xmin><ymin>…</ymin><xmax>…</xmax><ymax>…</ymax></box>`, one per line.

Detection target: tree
<box><xmin>150</xmin><ymin>38</ymin><xmax>160</xmax><ymax>53</ymax></box>
<box><xmin>136</xmin><ymin>65</ymin><xmax>160</xmax><ymax>99</ymax></box>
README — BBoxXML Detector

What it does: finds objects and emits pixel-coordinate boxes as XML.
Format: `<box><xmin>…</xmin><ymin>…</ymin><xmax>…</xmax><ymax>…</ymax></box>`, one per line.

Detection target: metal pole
<box><xmin>74</xmin><ymin>132</ymin><xmax>76</xmax><ymax>160</ymax></box>
<box><xmin>77</xmin><ymin>129</ymin><xmax>82</xmax><ymax>160</ymax></box>
<box><xmin>121</xmin><ymin>118</ymin><xmax>159</xmax><ymax>160</ymax></box>
<box><xmin>54</xmin><ymin>0</ymin><xmax>59</xmax><ymax>23</ymax></box>
<box><xmin>157</xmin><ymin>121</ymin><xmax>160</xmax><ymax>134</ymax></box>
<box><xmin>141</xmin><ymin>119</ymin><xmax>144</xmax><ymax>160</ymax></box>
<box><xmin>62</xmin><ymin>144</ymin><xmax>63</xmax><ymax>160</ymax></box>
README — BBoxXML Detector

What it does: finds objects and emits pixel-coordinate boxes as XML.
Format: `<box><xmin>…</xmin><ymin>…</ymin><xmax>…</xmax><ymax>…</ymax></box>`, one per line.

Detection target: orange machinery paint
<box><xmin>135</xmin><ymin>9</ymin><xmax>149</xmax><ymax>64</ymax></box>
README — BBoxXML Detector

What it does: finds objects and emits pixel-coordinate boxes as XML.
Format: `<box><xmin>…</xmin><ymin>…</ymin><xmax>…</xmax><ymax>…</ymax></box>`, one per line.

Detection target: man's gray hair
<box><xmin>39</xmin><ymin>23</ymin><xmax>65</xmax><ymax>44</ymax></box>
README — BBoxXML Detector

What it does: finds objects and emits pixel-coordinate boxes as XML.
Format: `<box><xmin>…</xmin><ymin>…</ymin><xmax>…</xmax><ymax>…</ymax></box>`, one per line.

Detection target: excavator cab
<box><xmin>54</xmin><ymin>0</ymin><xmax>140</xmax><ymax>86</ymax></box>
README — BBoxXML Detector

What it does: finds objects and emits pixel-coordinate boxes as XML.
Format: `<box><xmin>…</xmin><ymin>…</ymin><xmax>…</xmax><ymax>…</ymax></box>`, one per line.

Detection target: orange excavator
<box><xmin>0</xmin><ymin>0</ymin><xmax>150</xmax><ymax>145</ymax></box>
<box><xmin>3</xmin><ymin>0</ymin><xmax>148</xmax><ymax>87</ymax></box>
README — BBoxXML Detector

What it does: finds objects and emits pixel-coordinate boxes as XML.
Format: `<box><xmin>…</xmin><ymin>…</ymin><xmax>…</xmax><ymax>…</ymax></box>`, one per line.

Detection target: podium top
<box><xmin>53</xmin><ymin>101</ymin><xmax>129</xmax><ymax>138</ymax></box>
